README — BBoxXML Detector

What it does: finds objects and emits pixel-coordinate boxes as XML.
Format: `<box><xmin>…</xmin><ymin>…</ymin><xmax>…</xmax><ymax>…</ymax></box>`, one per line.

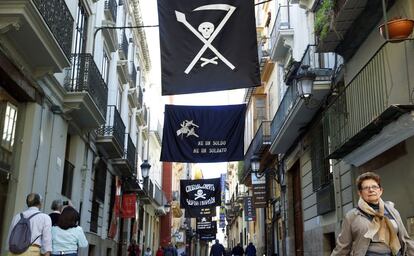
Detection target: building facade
<box><xmin>0</xmin><ymin>0</ymin><xmax>166</xmax><ymax>255</ymax></box>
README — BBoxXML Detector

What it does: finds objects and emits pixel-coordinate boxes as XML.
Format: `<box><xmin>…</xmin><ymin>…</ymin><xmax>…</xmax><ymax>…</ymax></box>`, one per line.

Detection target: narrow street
<box><xmin>0</xmin><ymin>0</ymin><xmax>414</xmax><ymax>255</ymax></box>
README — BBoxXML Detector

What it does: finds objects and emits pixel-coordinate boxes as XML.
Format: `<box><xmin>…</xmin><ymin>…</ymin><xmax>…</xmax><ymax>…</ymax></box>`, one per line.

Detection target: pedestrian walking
<box><xmin>50</xmin><ymin>206</ymin><xmax>88</xmax><ymax>255</ymax></box>
<box><xmin>231</xmin><ymin>243</ymin><xmax>244</xmax><ymax>256</ymax></box>
<box><xmin>128</xmin><ymin>240</ymin><xmax>141</xmax><ymax>256</ymax></box>
<box><xmin>331</xmin><ymin>172</ymin><xmax>414</xmax><ymax>256</ymax></box>
<box><xmin>49</xmin><ymin>199</ymin><xmax>63</xmax><ymax>227</ymax></box>
<box><xmin>7</xmin><ymin>193</ymin><xmax>52</xmax><ymax>256</ymax></box>
<box><xmin>245</xmin><ymin>242</ymin><xmax>256</xmax><ymax>256</ymax></box>
<box><xmin>156</xmin><ymin>246</ymin><xmax>164</xmax><ymax>256</ymax></box>
<box><xmin>144</xmin><ymin>247</ymin><xmax>153</xmax><ymax>256</ymax></box>
<box><xmin>210</xmin><ymin>239</ymin><xmax>225</xmax><ymax>256</ymax></box>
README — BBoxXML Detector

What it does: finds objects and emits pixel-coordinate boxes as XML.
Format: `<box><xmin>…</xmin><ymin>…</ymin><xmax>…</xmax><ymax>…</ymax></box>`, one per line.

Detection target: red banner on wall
<box><xmin>122</xmin><ymin>194</ymin><xmax>136</xmax><ymax>218</ymax></box>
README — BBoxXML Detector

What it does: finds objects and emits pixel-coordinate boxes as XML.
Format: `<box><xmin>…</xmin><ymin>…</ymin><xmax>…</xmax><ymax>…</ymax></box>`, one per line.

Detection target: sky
<box><xmin>140</xmin><ymin>1</ymin><xmax>245</xmax><ymax>179</ymax></box>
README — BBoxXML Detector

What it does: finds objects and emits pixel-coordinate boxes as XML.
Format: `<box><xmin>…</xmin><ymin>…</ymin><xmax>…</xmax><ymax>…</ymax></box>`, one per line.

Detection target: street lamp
<box><xmin>140</xmin><ymin>160</ymin><xmax>151</xmax><ymax>179</ymax></box>
<box><xmin>250</xmin><ymin>155</ymin><xmax>284</xmax><ymax>185</ymax></box>
<box><xmin>296</xmin><ymin>65</ymin><xmax>316</xmax><ymax>99</ymax></box>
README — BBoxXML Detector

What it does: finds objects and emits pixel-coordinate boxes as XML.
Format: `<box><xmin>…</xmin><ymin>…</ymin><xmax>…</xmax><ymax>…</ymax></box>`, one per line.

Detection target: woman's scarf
<box><xmin>358</xmin><ymin>197</ymin><xmax>401</xmax><ymax>255</ymax></box>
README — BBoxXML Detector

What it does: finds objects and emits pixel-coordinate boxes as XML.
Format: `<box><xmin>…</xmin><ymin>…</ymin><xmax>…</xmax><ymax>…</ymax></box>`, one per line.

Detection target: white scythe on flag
<box><xmin>175</xmin><ymin>4</ymin><xmax>236</xmax><ymax>74</ymax></box>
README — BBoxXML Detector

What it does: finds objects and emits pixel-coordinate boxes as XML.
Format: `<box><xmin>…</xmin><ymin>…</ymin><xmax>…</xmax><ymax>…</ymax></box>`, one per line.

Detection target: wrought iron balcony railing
<box><xmin>96</xmin><ymin>105</ymin><xmax>126</xmax><ymax>150</ymax></box>
<box><xmin>33</xmin><ymin>0</ymin><xmax>73</xmax><ymax>59</ymax></box>
<box><xmin>104</xmin><ymin>0</ymin><xmax>117</xmax><ymax>23</ymax></box>
<box><xmin>270</xmin><ymin>84</ymin><xmax>300</xmax><ymax>143</ymax></box>
<box><xmin>323</xmin><ymin>42</ymin><xmax>408</xmax><ymax>158</ymax></box>
<box><xmin>243</xmin><ymin>121</ymin><xmax>271</xmax><ymax>177</ymax></box>
<box><xmin>65</xmin><ymin>54</ymin><xmax>109</xmax><ymax>118</ymax></box>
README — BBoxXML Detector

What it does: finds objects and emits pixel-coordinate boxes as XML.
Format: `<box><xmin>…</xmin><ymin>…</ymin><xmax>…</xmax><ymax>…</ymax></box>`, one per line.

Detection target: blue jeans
<box><xmin>51</xmin><ymin>254</ymin><xmax>77</xmax><ymax>256</ymax></box>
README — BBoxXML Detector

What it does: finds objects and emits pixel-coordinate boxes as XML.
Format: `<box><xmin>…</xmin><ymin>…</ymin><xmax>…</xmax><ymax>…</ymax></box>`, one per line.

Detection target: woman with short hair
<box><xmin>51</xmin><ymin>206</ymin><xmax>88</xmax><ymax>256</ymax></box>
<box><xmin>331</xmin><ymin>172</ymin><xmax>414</xmax><ymax>256</ymax></box>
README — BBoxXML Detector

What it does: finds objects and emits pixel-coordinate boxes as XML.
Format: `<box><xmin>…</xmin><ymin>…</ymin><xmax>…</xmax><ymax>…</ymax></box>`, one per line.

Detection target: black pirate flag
<box><xmin>158</xmin><ymin>0</ymin><xmax>260</xmax><ymax>95</ymax></box>
<box><xmin>180</xmin><ymin>178</ymin><xmax>221</xmax><ymax>217</ymax></box>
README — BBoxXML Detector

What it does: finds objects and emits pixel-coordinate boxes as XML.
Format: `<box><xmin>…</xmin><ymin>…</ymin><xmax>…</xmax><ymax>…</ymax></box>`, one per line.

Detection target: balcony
<box><xmin>112</xmin><ymin>134</ymin><xmax>136</xmax><ymax>177</ymax></box>
<box><xmin>270</xmin><ymin>5</ymin><xmax>294</xmax><ymax>61</ymax></box>
<box><xmin>137</xmin><ymin>104</ymin><xmax>147</xmax><ymax>126</ymax></box>
<box><xmin>64</xmin><ymin>54</ymin><xmax>108</xmax><ymax>129</ymax></box>
<box><xmin>104</xmin><ymin>0</ymin><xmax>117</xmax><ymax>23</ymax></box>
<box><xmin>269</xmin><ymin>45</ymin><xmax>337</xmax><ymax>154</ymax></box>
<box><xmin>242</xmin><ymin>121</ymin><xmax>271</xmax><ymax>181</ymax></box>
<box><xmin>0</xmin><ymin>0</ymin><xmax>73</xmax><ymax>74</ymax></box>
<box><xmin>317</xmin><ymin>0</ymin><xmax>396</xmax><ymax>60</ymax></box>
<box><xmin>130</xmin><ymin>65</ymin><xmax>137</xmax><ymax>88</ymax></box>
<box><xmin>117</xmin><ymin>33</ymin><xmax>129</xmax><ymax>84</ymax></box>
<box><xmin>323</xmin><ymin>42</ymin><xmax>414</xmax><ymax>159</ymax></box>
<box><xmin>96</xmin><ymin>105</ymin><xmax>126</xmax><ymax>159</ymax></box>
<box><xmin>153</xmin><ymin>121</ymin><xmax>163</xmax><ymax>145</ymax></box>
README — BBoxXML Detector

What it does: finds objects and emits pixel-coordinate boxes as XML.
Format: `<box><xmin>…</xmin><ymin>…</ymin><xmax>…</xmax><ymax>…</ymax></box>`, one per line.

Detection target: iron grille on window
<box><xmin>311</xmin><ymin>122</ymin><xmax>332</xmax><ymax>191</ymax></box>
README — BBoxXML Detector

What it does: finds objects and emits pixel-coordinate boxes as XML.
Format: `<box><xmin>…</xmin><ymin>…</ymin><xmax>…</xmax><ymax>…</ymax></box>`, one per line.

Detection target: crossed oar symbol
<box><xmin>175</xmin><ymin>4</ymin><xmax>236</xmax><ymax>74</ymax></box>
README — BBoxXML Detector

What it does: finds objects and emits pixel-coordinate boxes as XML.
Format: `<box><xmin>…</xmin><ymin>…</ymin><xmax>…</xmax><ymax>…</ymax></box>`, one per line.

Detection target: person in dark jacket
<box><xmin>210</xmin><ymin>239</ymin><xmax>225</xmax><ymax>256</ymax></box>
<box><xmin>49</xmin><ymin>199</ymin><xmax>63</xmax><ymax>226</ymax></box>
<box><xmin>245</xmin><ymin>242</ymin><xmax>256</xmax><ymax>256</ymax></box>
<box><xmin>232</xmin><ymin>243</ymin><xmax>244</xmax><ymax>256</ymax></box>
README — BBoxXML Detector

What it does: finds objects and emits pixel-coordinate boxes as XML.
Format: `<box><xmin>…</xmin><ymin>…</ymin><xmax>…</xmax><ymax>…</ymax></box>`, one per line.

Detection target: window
<box><xmin>1</xmin><ymin>102</ymin><xmax>17</xmax><ymax>151</ymax></box>
<box><xmin>311</xmin><ymin>123</ymin><xmax>332</xmax><ymax>191</ymax></box>
<box><xmin>102</xmin><ymin>51</ymin><xmax>110</xmax><ymax>83</ymax></box>
<box><xmin>93</xmin><ymin>160</ymin><xmax>107</xmax><ymax>203</ymax></box>
<box><xmin>68</xmin><ymin>2</ymin><xmax>89</xmax><ymax>89</ymax></box>
<box><xmin>73</xmin><ymin>2</ymin><xmax>88</xmax><ymax>55</ymax></box>
<box><xmin>62</xmin><ymin>135</ymin><xmax>74</xmax><ymax>198</ymax></box>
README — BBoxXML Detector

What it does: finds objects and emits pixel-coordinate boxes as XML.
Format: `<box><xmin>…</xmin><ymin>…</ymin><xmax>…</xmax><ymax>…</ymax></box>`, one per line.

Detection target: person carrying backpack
<box><xmin>7</xmin><ymin>193</ymin><xmax>52</xmax><ymax>256</ymax></box>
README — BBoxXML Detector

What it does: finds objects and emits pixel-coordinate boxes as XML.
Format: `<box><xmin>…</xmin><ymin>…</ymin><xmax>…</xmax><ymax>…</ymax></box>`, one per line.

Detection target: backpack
<box><xmin>9</xmin><ymin>212</ymin><xmax>41</xmax><ymax>254</ymax></box>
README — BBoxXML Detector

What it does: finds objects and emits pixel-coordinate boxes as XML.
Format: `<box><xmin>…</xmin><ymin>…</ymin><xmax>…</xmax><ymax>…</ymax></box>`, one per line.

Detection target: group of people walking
<box><xmin>7</xmin><ymin>193</ymin><xmax>88</xmax><ymax>256</ymax></box>
<box><xmin>210</xmin><ymin>240</ymin><xmax>256</xmax><ymax>256</ymax></box>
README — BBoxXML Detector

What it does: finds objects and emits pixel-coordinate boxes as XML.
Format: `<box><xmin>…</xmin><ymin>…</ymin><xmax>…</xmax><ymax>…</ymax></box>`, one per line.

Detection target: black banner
<box><xmin>180</xmin><ymin>178</ymin><xmax>221</xmax><ymax>207</ymax></box>
<box><xmin>158</xmin><ymin>0</ymin><xmax>260</xmax><ymax>95</ymax></box>
<box><xmin>184</xmin><ymin>206</ymin><xmax>216</xmax><ymax>218</ymax></box>
<box><xmin>161</xmin><ymin>104</ymin><xmax>246</xmax><ymax>163</ymax></box>
<box><xmin>196</xmin><ymin>217</ymin><xmax>217</xmax><ymax>234</ymax></box>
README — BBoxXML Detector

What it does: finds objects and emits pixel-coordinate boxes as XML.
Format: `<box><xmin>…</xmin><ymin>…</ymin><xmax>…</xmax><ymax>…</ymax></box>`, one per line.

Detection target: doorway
<box><xmin>291</xmin><ymin>162</ymin><xmax>303</xmax><ymax>256</ymax></box>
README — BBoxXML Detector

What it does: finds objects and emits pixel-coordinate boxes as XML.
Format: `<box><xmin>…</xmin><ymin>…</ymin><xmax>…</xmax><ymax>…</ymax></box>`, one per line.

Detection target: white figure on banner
<box><xmin>194</xmin><ymin>189</ymin><xmax>206</xmax><ymax>200</ymax></box>
<box><xmin>176</xmin><ymin>120</ymin><xmax>199</xmax><ymax>138</ymax></box>
<box><xmin>175</xmin><ymin>4</ymin><xmax>237</xmax><ymax>73</ymax></box>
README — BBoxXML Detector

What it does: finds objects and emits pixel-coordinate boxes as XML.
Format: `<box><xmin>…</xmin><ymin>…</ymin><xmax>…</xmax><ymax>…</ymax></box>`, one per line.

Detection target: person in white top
<box><xmin>51</xmin><ymin>206</ymin><xmax>88</xmax><ymax>256</ymax></box>
<box><xmin>144</xmin><ymin>247</ymin><xmax>152</xmax><ymax>256</ymax></box>
<box><xmin>7</xmin><ymin>193</ymin><xmax>52</xmax><ymax>256</ymax></box>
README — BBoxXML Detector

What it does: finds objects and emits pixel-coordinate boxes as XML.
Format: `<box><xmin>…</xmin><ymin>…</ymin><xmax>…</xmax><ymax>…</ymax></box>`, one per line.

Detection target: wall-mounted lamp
<box><xmin>250</xmin><ymin>155</ymin><xmax>284</xmax><ymax>186</ymax></box>
<box><xmin>140</xmin><ymin>160</ymin><xmax>151</xmax><ymax>179</ymax></box>
<box><xmin>296</xmin><ymin>65</ymin><xmax>316</xmax><ymax>99</ymax></box>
